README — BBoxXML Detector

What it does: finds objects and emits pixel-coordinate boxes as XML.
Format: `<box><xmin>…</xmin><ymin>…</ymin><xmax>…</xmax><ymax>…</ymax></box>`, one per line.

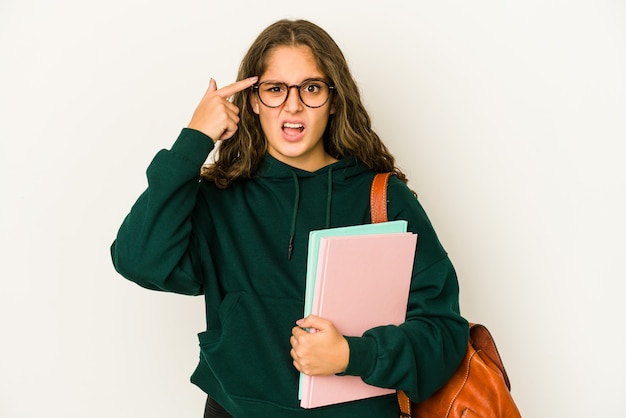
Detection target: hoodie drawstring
<box><xmin>288</xmin><ymin>171</ymin><xmax>300</xmax><ymax>260</ymax></box>
<box><xmin>287</xmin><ymin>167</ymin><xmax>334</xmax><ymax>260</ymax></box>
<box><xmin>325</xmin><ymin>167</ymin><xmax>333</xmax><ymax>229</ymax></box>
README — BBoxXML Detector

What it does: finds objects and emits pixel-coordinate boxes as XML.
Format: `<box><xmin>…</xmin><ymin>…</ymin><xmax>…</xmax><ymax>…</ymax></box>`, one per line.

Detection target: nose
<box><xmin>283</xmin><ymin>86</ymin><xmax>303</xmax><ymax>113</ymax></box>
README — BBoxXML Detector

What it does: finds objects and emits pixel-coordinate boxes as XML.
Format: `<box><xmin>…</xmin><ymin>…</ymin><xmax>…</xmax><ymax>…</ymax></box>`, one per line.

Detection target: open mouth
<box><xmin>283</xmin><ymin>122</ymin><xmax>304</xmax><ymax>133</ymax></box>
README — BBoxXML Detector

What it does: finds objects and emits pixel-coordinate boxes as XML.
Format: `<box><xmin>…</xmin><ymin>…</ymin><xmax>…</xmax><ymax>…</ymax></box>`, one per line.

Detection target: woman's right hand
<box><xmin>187</xmin><ymin>76</ymin><xmax>258</xmax><ymax>142</ymax></box>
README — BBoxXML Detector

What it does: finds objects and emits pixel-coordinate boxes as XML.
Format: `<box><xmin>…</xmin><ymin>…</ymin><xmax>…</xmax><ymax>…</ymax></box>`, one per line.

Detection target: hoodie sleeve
<box><xmin>110</xmin><ymin>128</ymin><xmax>215</xmax><ymax>295</ymax></box>
<box><xmin>341</xmin><ymin>176</ymin><xmax>469</xmax><ymax>402</ymax></box>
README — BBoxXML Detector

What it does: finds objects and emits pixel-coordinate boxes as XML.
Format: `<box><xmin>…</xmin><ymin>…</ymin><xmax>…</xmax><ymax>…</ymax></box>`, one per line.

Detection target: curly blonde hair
<box><xmin>201</xmin><ymin>19</ymin><xmax>408</xmax><ymax>188</ymax></box>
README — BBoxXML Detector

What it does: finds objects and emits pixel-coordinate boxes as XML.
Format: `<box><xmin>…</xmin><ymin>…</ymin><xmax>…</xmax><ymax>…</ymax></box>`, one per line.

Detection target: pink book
<box><xmin>300</xmin><ymin>232</ymin><xmax>418</xmax><ymax>409</ymax></box>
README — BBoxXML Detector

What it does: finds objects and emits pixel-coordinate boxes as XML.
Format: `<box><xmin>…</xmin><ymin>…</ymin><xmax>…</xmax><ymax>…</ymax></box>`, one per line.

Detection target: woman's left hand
<box><xmin>290</xmin><ymin>315</ymin><xmax>350</xmax><ymax>376</ymax></box>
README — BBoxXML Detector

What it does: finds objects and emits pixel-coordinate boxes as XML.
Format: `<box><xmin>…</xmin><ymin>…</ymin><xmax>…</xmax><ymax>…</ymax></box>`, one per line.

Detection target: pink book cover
<box><xmin>300</xmin><ymin>232</ymin><xmax>418</xmax><ymax>409</ymax></box>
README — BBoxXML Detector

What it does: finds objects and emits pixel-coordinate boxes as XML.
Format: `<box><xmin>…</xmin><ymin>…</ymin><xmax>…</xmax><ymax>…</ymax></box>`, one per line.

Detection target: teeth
<box><xmin>283</xmin><ymin>123</ymin><xmax>303</xmax><ymax>129</ymax></box>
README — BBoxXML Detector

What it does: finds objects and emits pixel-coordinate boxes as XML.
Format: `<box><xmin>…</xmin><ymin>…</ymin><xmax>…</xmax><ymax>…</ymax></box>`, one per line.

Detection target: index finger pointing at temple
<box><xmin>217</xmin><ymin>76</ymin><xmax>259</xmax><ymax>99</ymax></box>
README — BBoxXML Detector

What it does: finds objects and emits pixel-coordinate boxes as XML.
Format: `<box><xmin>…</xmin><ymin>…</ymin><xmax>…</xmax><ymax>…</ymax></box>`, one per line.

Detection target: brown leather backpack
<box><xmin>397</xmin><ymin>323</ymin><xmax>522</xmax><ymax>418</ymax></box>
<box><xmin>370</xmin><ymin>173</ymin><xmax>522</xmax><ymax>418</ymax></box>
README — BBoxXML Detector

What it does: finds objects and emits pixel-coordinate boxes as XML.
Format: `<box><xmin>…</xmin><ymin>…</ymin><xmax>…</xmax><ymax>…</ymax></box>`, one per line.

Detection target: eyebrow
<box><xmin>258</xmin><ymin>77</ymin><xmax>328</xmax><ymax>85</ymax></box>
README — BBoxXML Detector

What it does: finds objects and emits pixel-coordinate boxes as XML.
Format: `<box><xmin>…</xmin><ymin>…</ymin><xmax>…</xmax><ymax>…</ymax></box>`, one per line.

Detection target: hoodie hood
<box><xmin>255</xmin><ymin>153</ymin><xmax>365</xmax><ymax>181</ymax></box>
<box><xmin>255</xmin><ymin>154</ymin><xmax>368</xmax><ymax>259</ymax></box>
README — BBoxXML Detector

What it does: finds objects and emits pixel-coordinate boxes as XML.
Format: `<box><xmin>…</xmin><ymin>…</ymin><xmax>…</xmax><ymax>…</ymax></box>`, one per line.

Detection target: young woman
<box><xmin>111</xmin><ymin>19</ymin><xmax>468</xmax><ymax>417</ymax></box>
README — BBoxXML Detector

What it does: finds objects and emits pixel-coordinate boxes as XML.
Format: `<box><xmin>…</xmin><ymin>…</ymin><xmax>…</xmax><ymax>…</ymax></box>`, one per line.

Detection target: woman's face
<box><xmin>251</xmin><ymin>45</ymin><xmax>335</xmax><ymax>171</ymax></box>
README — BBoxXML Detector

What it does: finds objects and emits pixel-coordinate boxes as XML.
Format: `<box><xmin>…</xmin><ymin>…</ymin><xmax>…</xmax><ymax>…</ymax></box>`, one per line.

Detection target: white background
<box><xmin>2</xmin><ymin>1</ymin><xmax>625</xmax><ymax>417</ymax></box>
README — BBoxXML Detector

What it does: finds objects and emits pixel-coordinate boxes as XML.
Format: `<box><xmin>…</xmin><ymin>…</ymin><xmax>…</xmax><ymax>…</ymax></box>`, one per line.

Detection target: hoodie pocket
<box><xmin>198</xmin><ymin>292</ymin><xmax>303</xmax><ymax>408</ymax></box>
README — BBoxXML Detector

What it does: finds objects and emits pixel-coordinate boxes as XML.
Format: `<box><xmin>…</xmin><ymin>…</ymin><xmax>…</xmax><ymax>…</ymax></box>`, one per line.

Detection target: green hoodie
<box><xmin>111</xmin><ymin>128</ymin><xmax>468</xmax><ymax>417</ymax></box>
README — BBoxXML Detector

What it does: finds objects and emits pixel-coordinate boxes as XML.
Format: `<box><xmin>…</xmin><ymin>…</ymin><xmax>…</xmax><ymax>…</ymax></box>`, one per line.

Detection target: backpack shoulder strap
<box><xmin>370</xmin><ymin>172</ymin><xmax>393</xmax><ymax>224</ymax></box>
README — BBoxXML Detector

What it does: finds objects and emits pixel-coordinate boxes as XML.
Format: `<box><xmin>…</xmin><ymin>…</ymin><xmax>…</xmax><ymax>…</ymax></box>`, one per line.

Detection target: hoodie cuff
<box><xmin>169</xmin><ymin>128</ymin><xmax>215</xmax><ymax>166</ymax></box>
<box><xmin>341</xmin><ymin>336</ymin><xmax>377</xmax><ymax>377</ymax></box>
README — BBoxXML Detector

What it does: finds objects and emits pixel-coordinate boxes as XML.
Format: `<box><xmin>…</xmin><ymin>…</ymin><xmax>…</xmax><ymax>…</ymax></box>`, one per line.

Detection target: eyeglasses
<box><xmin>252</xmin><ymin>79</ymin><xmax>335</xmax><ymax>108</ymax></box>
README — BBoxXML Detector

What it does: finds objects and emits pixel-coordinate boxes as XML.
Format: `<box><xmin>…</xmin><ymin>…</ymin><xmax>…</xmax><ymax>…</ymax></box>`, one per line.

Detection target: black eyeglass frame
<box><xmin>251</xmin><ymin>79</ymin><xmax>336</xmax><ymax>109</ymax></box>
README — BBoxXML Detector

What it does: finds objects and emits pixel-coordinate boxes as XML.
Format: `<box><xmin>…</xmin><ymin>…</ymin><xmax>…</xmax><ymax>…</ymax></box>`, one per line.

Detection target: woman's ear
<box><xmin>250</xmin><ymin>94</ymin><xmax>260</xmax><ymax>115</ymax></box>
<box><xmin>329</xmin><ymin>89</ymin><xmax>338</xmax><ymax>115</ymax></box>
